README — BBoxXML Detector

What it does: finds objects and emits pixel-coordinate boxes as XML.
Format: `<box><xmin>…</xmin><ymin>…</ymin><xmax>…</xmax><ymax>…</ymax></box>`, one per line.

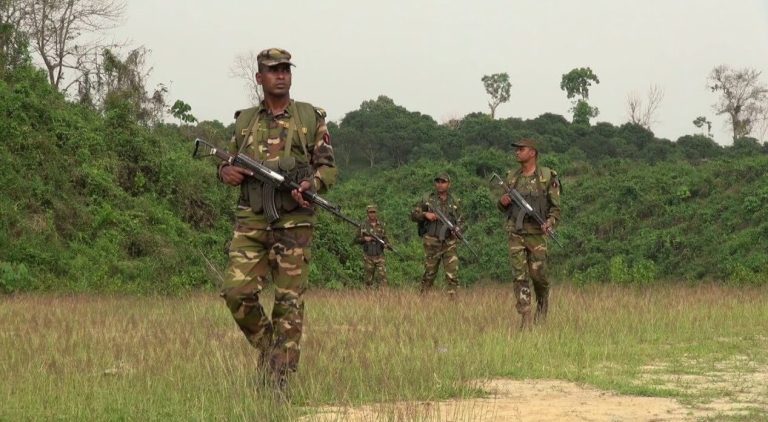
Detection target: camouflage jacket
<box><xmin>410</xmin><ymin>192</ymin><xmax>464</xmax><ymax>241</ymax></box>
<box><xmin>355</xmin><ymin>220</ymin><xmax>388</xmax><ymax>256</ymax></box>
<box><xmin>226</xmin><ymin>100</ymin><xmax>337</xmax><ymax>229</ymax></box>
<box><xmin>497</xmin><ymin>166</ymin><xmax>561</xmax><ymax>234</ymax></box>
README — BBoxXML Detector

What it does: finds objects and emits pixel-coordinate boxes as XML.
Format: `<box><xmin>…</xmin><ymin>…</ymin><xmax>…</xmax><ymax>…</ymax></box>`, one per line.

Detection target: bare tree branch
<box><xmin>230</xmin><ymin>50</ymin><xmax>262</xmax><ymax>106</ymax></box>
<box><xmin>22</xmin><ymin>0</ymin><xmax>126</xmax><ymax>91</ymax></box>
<box><xmin>626</xmin><ymin>84</ymin><xmax>664</xmax><ymax>130</ymax></box>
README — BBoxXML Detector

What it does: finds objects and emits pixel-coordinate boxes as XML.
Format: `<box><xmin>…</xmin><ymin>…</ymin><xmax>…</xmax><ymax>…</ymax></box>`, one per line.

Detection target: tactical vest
<box><xmin>232</xmin><ymin>101</ymin><xmax>319</xmax><ymax>215</ymax></box>
<box><xmin>420</xmin><ymin>193</ymin><xmax>460</xmax><ymax>240</ymax></box>
<box><xmin>506</xmin><ymin>167</ymin><xmax>554</xmax><ymax>232</ymax></box>
<box><xmin>360</xmin><ymin>221</ymin><xmax>386</xmax><ymax>257</ymax></box>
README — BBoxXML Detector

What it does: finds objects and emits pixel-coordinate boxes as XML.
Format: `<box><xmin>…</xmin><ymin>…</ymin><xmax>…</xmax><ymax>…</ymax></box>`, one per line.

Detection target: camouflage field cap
<box><xmin>257</xmin><ymin>48</ymin><xmax>295</xmax><ymax>67</ymax></box>
<box><xmin>511</xmin><ymin>138</ymin><xmax>537</xmax><ymax>150</ymax></box>
<box><xmin>434</xmin><ymin>173</ymin><xmax>451</xmax><ymax>182</ymax></box>
<box><xmin>366</xmin><ymin>205</ymin><xmax>378</xmax><ymax>212</ymax></box>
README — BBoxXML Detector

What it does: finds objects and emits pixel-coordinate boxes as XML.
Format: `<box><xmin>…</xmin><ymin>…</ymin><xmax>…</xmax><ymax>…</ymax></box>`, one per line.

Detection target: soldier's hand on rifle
<box><xmin>220</xmin><ymin>165</ymin><xmax>252</xmax><ymax>187</ymax></box>
<box><xmin>500</xmin><ymin>194</ymin><xmax>512</xmax><ymax>207</ymax></box>
<box><xmin>541</xmin><ymin>220</ymin><xmax>553</xmax><ymax>235</ymax></box>
<box><xmin>363</xmin><ymin>236</ymin><xmax>373</xmax><ymax>242</ymax></box>
<box><xmin>291</xmin><ymin>180</ymin><xmax>313</xmax><ymax>208</ymax></box>
<box><xmin>424</xmin><ymin>212</ymin><xmax>438</xmax><ymax>221</ymax></box>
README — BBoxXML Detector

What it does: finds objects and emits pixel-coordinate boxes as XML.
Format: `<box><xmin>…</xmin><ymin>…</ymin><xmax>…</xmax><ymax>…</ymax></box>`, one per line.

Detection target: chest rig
<box><xmin>506</xmin><ymin>167</ymin><xmax>551</xmax><ymax>232</ymax></box>
<box><xmin>361</xmin><ymin>221</ymin><xmax>386</xmax><ymax>256</ymax></box>
<box><xmin>422</xmin><ymin>193</ymin><xmax>459</xmax><ymax>241</ymax></box>
<box><xmin>235</xmin><ymin>101</ymin><xmax>317</xmax><ymax>222</ymax></box>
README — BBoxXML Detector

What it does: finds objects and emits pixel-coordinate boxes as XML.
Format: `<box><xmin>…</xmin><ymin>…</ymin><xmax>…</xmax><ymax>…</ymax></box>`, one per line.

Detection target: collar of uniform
<box><xmin>257</xmin><ymin>99</ymin><xmax>293</xmax><ymax>118</ymax></box>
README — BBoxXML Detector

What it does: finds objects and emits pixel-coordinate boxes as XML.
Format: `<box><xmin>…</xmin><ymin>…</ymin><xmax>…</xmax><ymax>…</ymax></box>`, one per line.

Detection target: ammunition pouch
<box><xmin>363</xmin><ymin>241</ymin><xmax>385</xmax><ymax>257</ymax></box>
<box><xmin>506</xmin><ymin>190</ymin><xmax>548</xmax><ymax>232</ymax></box>
<box><xmin>417</xmin><ymin>220</ymin><xmax>428</xmax><ymax>237</ymax></box>
<box><xmin>238</xmin><ymin>157</ymin><xmax>313</xmax><ymax>222</ymax></box>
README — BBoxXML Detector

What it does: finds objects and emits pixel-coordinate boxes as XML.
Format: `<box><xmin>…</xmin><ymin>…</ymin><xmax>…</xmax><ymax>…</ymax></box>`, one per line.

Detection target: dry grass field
<box><xmin>1</xmin><ymin>283</ymin><xmax>767</xmax><ymax>421</ymax></box>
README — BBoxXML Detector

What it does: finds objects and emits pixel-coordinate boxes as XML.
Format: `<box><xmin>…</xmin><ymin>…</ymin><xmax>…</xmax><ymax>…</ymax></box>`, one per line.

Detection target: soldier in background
<box><xmin>355</xmin><ymin>205</ymin><xmax>389</xmax><ymax>288</ymax></box>
<box><xmin>217</xmin><ymin>48</ymin><xmax>336</xmax><ymax>392</ymax></box>
<box><xmin>410</xmin><ymin>173</ymin><xmax>464</xmax><ymax>297</ymax></box>
<box><xmin>497</xmin><ymin>138</ymin><xmax>561</xmax><ymax>329</ymax></box>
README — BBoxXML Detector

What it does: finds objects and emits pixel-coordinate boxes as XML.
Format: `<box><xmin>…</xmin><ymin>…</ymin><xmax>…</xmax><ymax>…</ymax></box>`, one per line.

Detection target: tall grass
<box><xmin>1</xmin><ymin>283</ymin><xmax>766</xmax><ymax>420</ymax></box>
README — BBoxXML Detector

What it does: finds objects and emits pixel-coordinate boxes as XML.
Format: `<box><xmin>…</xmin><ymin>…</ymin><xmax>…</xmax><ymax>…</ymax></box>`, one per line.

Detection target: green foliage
<box><xmin>560</xmin><ymin>67</ymin><xmax>600</xmax><ymax>100</ymax></box>
<box><xmin>170</xmin><ymin>99</ymin><xmax>198</xmax><ymax>124</ymax></box>
<box><xmin>481</xmin><ymin>72</ymin><xmax>511</xmax><ymax>118</ymax></box>
<box><xmin>0</xmin><ymin>261</ymin><xmax>32</xmax><ymax>293</ymax></box>
<box><xmin>2</xmin><ymin>63</ymin><xmax>768</xmax><ymax>293</ymax></box>
<box><xmin>561</xmin><ymin>67</ymin><xmax>600</xmax><ymax>126</ymax></box>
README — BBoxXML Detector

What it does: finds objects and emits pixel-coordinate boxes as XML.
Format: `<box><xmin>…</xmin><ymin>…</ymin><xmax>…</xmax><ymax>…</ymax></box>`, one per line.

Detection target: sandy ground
<box><xmin>302</xmin><ymin>374</ymin><xmax>768</xmax><ymax>421</ymax></box>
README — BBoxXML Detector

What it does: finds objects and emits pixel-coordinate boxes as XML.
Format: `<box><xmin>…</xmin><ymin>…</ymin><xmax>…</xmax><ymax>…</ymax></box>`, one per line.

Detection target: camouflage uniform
<box><xmin>355</xmin><ymin>205</ymin><xmax>388</xmax><ymax>288</ymax></box>
<box><xmin>497</xmin><ymin>140</ymin><xmax>561</xmax><ymax>326</ymax></box>
<box><xmin>219</xmin><ymin>49</ymin><xmax>336</xmax><ymax>382</ymax></box>
<box><xmin>410</xmin><ymin>173</ymin><xmax>464</xmax><ymax>295</ymax></box>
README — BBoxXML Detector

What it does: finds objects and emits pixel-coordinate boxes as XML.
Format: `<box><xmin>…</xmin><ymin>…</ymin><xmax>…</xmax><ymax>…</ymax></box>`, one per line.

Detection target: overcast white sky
<box><xmin>112</xmin><ymin>0</ymin><xmax>768</xmax><ymax>145</ymax></box>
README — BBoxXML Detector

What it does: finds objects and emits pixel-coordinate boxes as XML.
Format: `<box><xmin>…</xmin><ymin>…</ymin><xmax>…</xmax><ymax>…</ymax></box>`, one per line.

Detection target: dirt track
<box><xmin>304</xmin><ymin>376</ymin><xmax>766</xmax><ymax>421</ymax></box>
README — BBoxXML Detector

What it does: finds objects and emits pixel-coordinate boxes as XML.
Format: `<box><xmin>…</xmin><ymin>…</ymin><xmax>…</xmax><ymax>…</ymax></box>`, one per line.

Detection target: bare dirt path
<box><xmin>303</xmin><ymin>376</ymin><xmax>765</xmax><ymax>421</ymax></box>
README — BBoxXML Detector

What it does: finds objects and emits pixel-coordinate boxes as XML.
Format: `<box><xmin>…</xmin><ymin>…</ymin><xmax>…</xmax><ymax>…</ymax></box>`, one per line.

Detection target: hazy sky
<box><xmin>112</xmin><ymin>0</ymin><xmax>768</xmax><ymax>145</ymax></box>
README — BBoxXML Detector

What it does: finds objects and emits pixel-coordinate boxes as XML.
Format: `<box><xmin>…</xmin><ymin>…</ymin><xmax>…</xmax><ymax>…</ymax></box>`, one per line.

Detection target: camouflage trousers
<box><xmin>362</xmin><ymin>255</ymin><xmax>387</xmax><ymax>287</ymax></box>
<box><xmin>507</xmin><ymin>232</ymin><xmax>548</xmax><ymax>315</ymax></box>
<box><xmin>420</xmin><ymin>235</ymin><xmax>459</xmax><ymax>293</ymax></box>
<box><xmin>220</xmin><ymin>217</ymin><xmax>313</xmax><ymax>377</ymax></box>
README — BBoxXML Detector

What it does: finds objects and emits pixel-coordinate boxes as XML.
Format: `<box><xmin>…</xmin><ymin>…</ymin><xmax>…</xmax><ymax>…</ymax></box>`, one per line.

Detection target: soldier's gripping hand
<box><xmin>291</xmin><ymin>180</ymin><xmax>313</xmax><ymax>208</ymax></box>
<box><xmin>424</xmin><ymin>212</ymin><xmax>438</xmax><ymax>222</ymax></box>
<box><xmin>219</xmin><ymin>165</ymin><xmax>252</xmax><ymax>186</ymax></box>
<box><xmin>499</xmin><ymin>194</ymin><xmax>512</xmax><ymax>207</ymax></box>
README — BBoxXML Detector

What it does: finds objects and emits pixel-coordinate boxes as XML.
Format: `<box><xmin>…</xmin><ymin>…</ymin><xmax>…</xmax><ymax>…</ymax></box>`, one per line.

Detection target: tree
<box><xmin>0</xmin><ymin>0</ymin><xmax>29</xmax><ymax>77</ymax></box>
<box><xmin>693</xmin><ymin>116</ymin><xmax>712</xmax><ymax>137</ymax></box>
<box><xmin>22</xmin><ymin>0</ymin><xmax>125</xmax><ymax>92</ymax></box>
<box><xmin>230</xmin><ymin>50</ymin><xmax>262</xmax><ymax>105</ymax></box>
<box><xmin>707</xmin><ymin>65</ymin><xmax>768</xmax><ymax>141</ymax></box>
<box><xmin>80</xmin><ymin>47</ymin><xmax>166</xmax><ymax>124</ymax></box>
<box><xmin>481</xmin><ymin>72</ymin><xmax>511</xmax><ymax>119</ymax></box>
<box><xmin>339</xmin><ymin>95</ymin><xmax>439</xmax><ymax>168</ymax></box>
<box><xmin>170</xmin><ymin>99</ymin><xmax>197</xmax><ymax>124</ymax></box>
<box><xmin>561</xmin><ymin>67</ymin><xmax>600</xmax><ymax>126</ymax></box>
<box><xmin>627</xmin><ymin>84</ymin><xmax>664</xmax><ymax>130</ymax></box>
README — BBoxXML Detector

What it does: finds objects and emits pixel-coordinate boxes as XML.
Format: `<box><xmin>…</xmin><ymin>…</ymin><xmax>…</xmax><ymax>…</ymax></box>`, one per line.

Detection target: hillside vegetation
<box><xmin>1</xmin><ymin>66</ymin><xmax>767</xmax><ymax>293</ymax></box>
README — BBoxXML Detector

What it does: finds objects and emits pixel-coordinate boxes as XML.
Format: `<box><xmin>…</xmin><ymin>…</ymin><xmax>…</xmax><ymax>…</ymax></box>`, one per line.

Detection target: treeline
<box><xmin>2</xmin><ymin>63</ymin><xmax>768</xmax><ymax>292</ymax></box>
<box><xmin>331</xmin><ymin>95</ymin><xmax>767</xmax><ymax>176</ymax></box>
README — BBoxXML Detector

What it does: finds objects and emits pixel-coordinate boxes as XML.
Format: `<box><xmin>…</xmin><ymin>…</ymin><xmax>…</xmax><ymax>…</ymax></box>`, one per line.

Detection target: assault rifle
<box><xmin>360</xmin><ymin>229</ymin><xmax>400</xmax><ymax>257</ymax></box>
<box><xmin>426</xmin><ymin>201</ymin><xmax>479</xmax><ymax>258</ymax></box>
<box><xmin>490</xmin><ymin>172</ymin><xmax>563</xmax><ymax>247</ymax></box>
<box><xmin>193</xmin><ymin>138</ymin><xmax>366</xmax><ymax>232</ymax></box>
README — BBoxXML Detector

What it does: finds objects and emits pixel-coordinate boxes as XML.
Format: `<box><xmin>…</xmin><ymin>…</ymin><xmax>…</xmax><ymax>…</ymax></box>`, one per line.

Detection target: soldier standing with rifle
<box><xmin>410</xmin><ymin>173</ymin><xmax>465</xmax><ymax>298</ymax></box>
<box><xmin>497</xmin><ymin>139</ymin><xmax>561</xmax><ymax>329</ymax></box>
<box><xmin>216</xmin><ymin>48</ymin><xmax>336</xmax><ymax>393</ymax></box>
<box><xmin>355</xmin><ymin>205</ymin><xmax>390</xmax><ymax>288</ymax></box>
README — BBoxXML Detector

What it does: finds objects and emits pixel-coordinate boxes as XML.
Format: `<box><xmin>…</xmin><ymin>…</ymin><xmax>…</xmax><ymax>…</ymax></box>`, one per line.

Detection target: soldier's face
<box><xmin>515</xmin><ymin>146</ymin><xmax>536</xmax><ymax>163</ymax></box>
<box><xmin>256</xmin><ymin>64</ymin><xmax>292</xmax><ymax>97</ymax></box>
<box><xmin>367</xmin><ymin>211</ymin><xmax>377</xmax><ymax>221</ymax></box>
<box><xmin>434</xmin><ymin>179</ymin><xmax>450</xmax><ymax>193</ymax></box>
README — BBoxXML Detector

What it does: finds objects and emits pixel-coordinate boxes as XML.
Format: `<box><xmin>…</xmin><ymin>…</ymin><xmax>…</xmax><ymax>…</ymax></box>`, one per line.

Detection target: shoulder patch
<box><xmin>314</xmin><ymin>107</ymin><xmax>327</xmax><ymax>119</ymax></box>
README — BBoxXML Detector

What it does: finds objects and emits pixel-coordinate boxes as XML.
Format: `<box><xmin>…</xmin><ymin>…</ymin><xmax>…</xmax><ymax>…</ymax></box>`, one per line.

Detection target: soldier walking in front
<box><xmin>217</xmin><ymin>48</ymin><xmax>336</xmax><ymax>393</ymax></box>
<box><xmin>497</xmin><ymin>139</ymin><xmax>561</xmax><ymax>329</ymax></box>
